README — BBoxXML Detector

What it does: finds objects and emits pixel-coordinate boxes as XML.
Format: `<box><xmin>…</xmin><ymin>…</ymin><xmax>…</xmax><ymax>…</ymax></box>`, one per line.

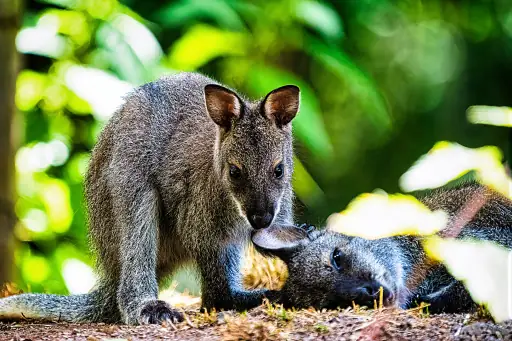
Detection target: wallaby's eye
<box><xmin>274</xmin><ymin>163</ymin><xmax>284</xmax><ymax>179</ymax></box>
<box><xmin>229</xmin><ymin>164</ymin><xmax>242</xmax><ymax>180</ymax></box>
<box><xmin>331</xmin><ymin>248</ymin><xmax>343</xmax><ymax>271</ymax></box>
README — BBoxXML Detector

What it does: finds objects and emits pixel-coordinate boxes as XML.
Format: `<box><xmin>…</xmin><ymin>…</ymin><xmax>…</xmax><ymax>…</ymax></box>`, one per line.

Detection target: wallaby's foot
<box><xmin>136</xmin><ymin>300</ymin><xmax>184</xmax><ymax>325</ymax></box>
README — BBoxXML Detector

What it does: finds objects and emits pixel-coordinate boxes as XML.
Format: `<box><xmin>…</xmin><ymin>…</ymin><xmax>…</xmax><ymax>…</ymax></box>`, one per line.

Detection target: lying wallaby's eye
<box><xmin>229</xmin><ymin>164</ymin><xmax>242</xmax><ymax>180</ymax></box>
<box><xmin>331</xmin><ymin>248</ymin><xmax>343</xmax><ymax>271</ymax></box>
<box><xmin>274</xmin><ymin>163</ymin><xmax>284</xmax><ymax>179</ymax></box>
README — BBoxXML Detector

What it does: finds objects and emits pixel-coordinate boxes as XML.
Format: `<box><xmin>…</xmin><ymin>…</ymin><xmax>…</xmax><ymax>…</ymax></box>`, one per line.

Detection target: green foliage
<box><xmin>13</xmin><ymin>0</ymin><xmax>511</xmax><ymax>295</ymax></box>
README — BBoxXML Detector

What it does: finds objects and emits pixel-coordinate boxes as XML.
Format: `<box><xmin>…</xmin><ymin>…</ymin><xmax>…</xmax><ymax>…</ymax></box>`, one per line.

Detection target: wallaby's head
<box><xmin>252</xmin><ymin>225</ymin><xmax>406</xmax><ymax>310</ymax></box>
<box><xmin>204</xmin><ymin>84</ymin><xmax>300</xmax><ymax>230</ymax></box>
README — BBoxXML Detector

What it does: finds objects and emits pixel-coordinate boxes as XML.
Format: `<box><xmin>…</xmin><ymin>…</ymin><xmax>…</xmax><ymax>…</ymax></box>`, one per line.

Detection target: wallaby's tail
<box><xmin>0</xmin><ymin>288</ymin><xmax>119</xmax><ymax>323</ymax></box>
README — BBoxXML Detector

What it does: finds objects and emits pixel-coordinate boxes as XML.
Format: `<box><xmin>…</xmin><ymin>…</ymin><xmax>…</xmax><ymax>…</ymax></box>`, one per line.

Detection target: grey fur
<box><xmin>0</xmin><ymin>72</ymin><xmax>300</xmax><ymax>324</ymax></box>
<box><xmin>253</xmin><ymin>182</ymin><xmax>512</xmax><ymax>313</ymax></box>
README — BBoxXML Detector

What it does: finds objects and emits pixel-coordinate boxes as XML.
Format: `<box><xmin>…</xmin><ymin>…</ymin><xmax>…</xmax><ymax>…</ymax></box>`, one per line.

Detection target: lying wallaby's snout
<box><xmin>350</xmin><ymin>280</ymin><xmax>394</xmax><ymax>307</ymax></box>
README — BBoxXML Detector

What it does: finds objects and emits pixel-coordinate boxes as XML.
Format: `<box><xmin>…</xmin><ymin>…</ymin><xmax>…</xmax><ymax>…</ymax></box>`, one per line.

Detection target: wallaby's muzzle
<box><xmin>248</xmin><ymin>212</ymin><xmax>274</xmax><ymax>230</ymax></box>
<box><xmin>352</xmin><ymin>280</ymin><xmax>394</xmax><ymax>308</ymax></box>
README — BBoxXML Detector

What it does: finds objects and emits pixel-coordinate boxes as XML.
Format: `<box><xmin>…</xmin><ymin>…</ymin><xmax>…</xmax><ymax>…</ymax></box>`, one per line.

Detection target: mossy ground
<box><xmin>1</xmin><ymin>248</ymin><xmax>510</xmax><ymax>340</ymax></box>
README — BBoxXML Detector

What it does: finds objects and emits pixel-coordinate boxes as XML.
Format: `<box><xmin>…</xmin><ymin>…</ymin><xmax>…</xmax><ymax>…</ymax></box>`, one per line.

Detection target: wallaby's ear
<box><xmin>252</xmin><ymin>224</ymin><xmax>309</xmax><ymax>262</ymax></box>
<box><xmin>204</xmin><ymin>84</ymin><xmax>242</xmax><ymax>129</ymax></box>
<box><xmin>262</xmin><ymin>85</ymin><xmax>300</xmax><ymax>127</ymax></box>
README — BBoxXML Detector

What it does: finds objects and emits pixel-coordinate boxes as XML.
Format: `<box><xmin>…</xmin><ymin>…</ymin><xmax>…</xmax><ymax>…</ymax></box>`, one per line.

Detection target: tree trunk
<box><xmin>0</xmin><ymin>0</ymin><xmax>21</xmax><ymax>287</ymax></box>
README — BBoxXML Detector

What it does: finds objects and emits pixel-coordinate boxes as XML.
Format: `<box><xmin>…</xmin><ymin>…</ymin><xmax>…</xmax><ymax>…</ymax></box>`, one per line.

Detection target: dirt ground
<box><xmin>2</xmin><ymin>304</ymin><xmax>512</xmax><ymax>341</ymax></box>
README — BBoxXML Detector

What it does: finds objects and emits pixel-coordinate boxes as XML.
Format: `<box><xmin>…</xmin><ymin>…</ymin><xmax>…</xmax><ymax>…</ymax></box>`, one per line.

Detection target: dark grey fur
<box><xmin>0</xmin><ymin>72</ymin><xmax>300</xmax><ymax>324</ymax></box>
<box><xmin>253</xmin><ymin>182</ymin><xmax>512</xmax><ymax>313</ymax></box>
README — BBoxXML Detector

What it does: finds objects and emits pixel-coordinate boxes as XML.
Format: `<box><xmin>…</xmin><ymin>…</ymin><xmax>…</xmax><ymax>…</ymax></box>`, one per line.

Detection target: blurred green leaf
<box><xmin>155</xmin><ymin>0</ymin><xmax>245</xmax><ymax>31</ymax></box>
<box><xmin>96</xmin><ymin>22</ymin><xmax>147</xmax><ymax>84</ymax></box>
<box><xmin>305</xmin><ymin>37</ymin><xmax>392</xmax><ymax>141</ymax></box>
<box><xmin>295</xmin><ymin>0</ymin><xmax>344</xmax><ymax>42</ymax></box>
<box><xmin>167</xmin><ymin>24</ymin><xmax>247</xmax><ymax>71</ymax></box>
<box><xmin>292</xmin><ymin>156</ymin><xmax>325</xmax><ymax>208</ymax></box>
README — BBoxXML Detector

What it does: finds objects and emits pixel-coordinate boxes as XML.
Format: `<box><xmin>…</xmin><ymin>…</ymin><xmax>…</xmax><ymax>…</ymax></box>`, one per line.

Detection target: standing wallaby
<box><xmin>0</xmin><ymin>72</ymin><xmax>300</xmax><ymax>324</ymax></box>
<box><xmin>253</xmin><ymin>182</ymin><xmax>512</xmax><ymax>313</ymax></box>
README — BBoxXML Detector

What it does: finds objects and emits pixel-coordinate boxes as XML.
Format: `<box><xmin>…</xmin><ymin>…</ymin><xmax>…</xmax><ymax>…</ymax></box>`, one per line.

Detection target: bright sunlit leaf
<box><xmin>64</xmin><ymin>65</ymin><xmax>134</xmax><ymax>121</ymax></box>
<box><xmin>327</xmin><ymin>191</ymin><xmax>448</xmax><ymax>239</ymax></box>
<box><xmin>424</xmin><ymin>236</ymin><xmax>512</xmax><ymax>322</ymax></box>
<box><xmin>16</xmin><ymin>24</ymin><xmax>70</xmax><ymax>59</ymax></box>
<box><xmin>400</xmin><ymin>141</ymin><xmax>511</xmax><ymax>198</ymax></box>
<box><xmin>62</xmin><ymin>259</ymin><xmax>97</xmax><ymax>294</ymax></box>
<box><xmin>467</xmin><ymin>105</ymin><xmax>512</xmax><ymax>127</ymax></box>
<box><xmin>21</xmin><ymin>209</ymin><xmax>49</xmax><ymax>233</ymax></box>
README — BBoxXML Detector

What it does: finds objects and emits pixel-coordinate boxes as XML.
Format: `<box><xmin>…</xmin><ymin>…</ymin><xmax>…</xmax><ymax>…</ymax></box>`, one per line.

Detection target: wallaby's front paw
<box><xmin>138</xmin><ymin>300</ymin><xmax>184</xmax><ymax>325</ymax></box>
<box><xmin>262</xmin><ymin>290</ymin><xmax>281</xmax><ymax>303</ymax></box>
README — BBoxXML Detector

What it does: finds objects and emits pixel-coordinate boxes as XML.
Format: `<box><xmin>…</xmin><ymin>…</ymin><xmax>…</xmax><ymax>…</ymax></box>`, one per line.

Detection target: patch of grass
<box><xmin>474</xmin><ymin>305</ymin><xmax>494</xmax><ymax>322</ymax></box>
<box><xmin>314</xmin><ymin>323</ymin><xmax>329</xmax><ymax>333</ymax></box>
<box><xmin>192</xmin><ymin>308</ymin><xmax>218</xmax><ymax>326</ymax></box>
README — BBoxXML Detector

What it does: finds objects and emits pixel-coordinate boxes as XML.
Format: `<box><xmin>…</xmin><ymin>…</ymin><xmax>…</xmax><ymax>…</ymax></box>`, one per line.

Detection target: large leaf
<box><xmin>327</xmin><ymin>190</ymin><xmax>447</xmax><ymax>239</ymax></box>
<box><xmin>424</xmin><ymin>236</ymin><xmax>512</xmax><ymax>323</ymax></box>
<box><xmin>399</xmin><ymin>141</ymin><xmax>511</xmax><ymax>198</ymax></box>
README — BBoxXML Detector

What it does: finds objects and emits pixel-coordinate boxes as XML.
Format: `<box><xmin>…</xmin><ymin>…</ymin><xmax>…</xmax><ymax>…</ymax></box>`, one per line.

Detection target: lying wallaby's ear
<box><xmin>252</xmin><ymin>224</ymin><xmax>309</xmax><ymax>262</ymax></box>
<box><xmin>204</xmin><ymin>84</ymin><xmax>242</xmax><ymax>129</ymax></box>
<box><xmin>262</xmin><ymin>85</ymin><xmax>300</xmax><ymax>127</ymax></box>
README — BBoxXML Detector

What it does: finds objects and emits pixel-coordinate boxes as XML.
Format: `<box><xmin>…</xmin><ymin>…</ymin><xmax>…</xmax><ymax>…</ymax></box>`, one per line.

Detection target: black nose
<box><xmin>356</xmin><ymin>281</ymin><xmax>392</xmax><ymax>307</ymax></box>
<box><xmin>249</xmin><ymin>212</ymin><xmax>273</xmax><ymax>230</ymax></box>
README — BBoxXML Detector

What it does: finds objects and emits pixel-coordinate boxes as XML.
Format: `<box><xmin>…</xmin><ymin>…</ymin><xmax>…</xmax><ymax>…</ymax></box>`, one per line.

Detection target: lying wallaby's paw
<box><xmin>263</xmin><ymin>289</ymin><xmax>282</xmax><ymax>303</ymax></box>
<box><xmin>138</xmin><ymin>300</ymin><xmax>184</xmax><ymax>325</ymax></box>
<box><xmin>295</xmin><ymin>223</ymin><xmax>316</xmax><ymax>233</ymax></box>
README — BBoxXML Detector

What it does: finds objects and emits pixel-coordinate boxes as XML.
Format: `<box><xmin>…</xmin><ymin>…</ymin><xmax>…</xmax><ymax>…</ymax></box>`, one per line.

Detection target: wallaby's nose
<box><xmin>249</xmin><ymin>212</ymin><xmax>273</xmax><ymax>230</ymax></box>
<box><xmin>356</xmin><ymin>281</ymin><xmax>392</xmax><ymax>306</ymax></box>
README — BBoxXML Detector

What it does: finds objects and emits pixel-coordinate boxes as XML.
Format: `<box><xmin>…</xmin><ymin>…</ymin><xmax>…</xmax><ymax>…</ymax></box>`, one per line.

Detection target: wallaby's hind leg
<box><xmin>112</xmin><ymin>183</ymin><xmax>183</xmax><ymax>324</ymax></box>
<box><xmin>198</xmin><ymin>244</ymin><xmax>277</xmax><ymax>311</ymax></box>
<box><xmin>411</xmin><ymin>280</ymin><xmax>476</xmax><ymax>313</ymax></box>
<box><xmin>407</xmin><ymin>266</ymin><xmax>476</xmax><ymax>313</ymax></box>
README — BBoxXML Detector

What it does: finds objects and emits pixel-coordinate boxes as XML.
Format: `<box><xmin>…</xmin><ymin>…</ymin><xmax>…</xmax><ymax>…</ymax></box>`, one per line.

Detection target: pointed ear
<box><xmin>204</xmin><ymin>84</ymin><xmax>242</xmax><ymax>129</ymax></box>
<box><xmin>262</xmin><ymin>85</ymin><xmax>300</xmax><ymax>127</ymax></box>
<box><xmin>252</xmin><ymin>224</ymin><xmax>309</xmax><ymax>262</ymax></box>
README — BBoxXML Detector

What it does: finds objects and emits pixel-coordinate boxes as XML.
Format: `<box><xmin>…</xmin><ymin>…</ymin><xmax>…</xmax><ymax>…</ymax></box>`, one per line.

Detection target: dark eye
<box><xmin>229</xmin><ymin>164</ymin><xmax>242</xmax><ymax>180</ymax></box>
<box><xmin>274</xmin><ymin>163</ymin><xmax>284</xmax><ymax>179</ymax></box>
<box><xmin>331</xmin><ymin>248</ymin><xmax>343</xmax><ymax>271</ymax></box>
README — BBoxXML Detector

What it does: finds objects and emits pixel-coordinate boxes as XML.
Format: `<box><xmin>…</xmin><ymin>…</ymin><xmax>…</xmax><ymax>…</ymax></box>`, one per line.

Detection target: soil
<box><xmin>1</xmin><ymin>305</ymin><xmax>512</xmax><ymax>341</ymax></box>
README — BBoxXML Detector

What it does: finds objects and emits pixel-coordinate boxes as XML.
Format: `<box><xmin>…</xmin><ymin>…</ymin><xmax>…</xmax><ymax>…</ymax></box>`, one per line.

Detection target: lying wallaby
<box><xmin>0</xmin><ymin>72</ymin><xmax>299</xmax><ymax>324</ymax></box>
<box><xmin>253</xmin><ymin>182</ymin><xmax>512</xmax><ymax>313</ymax></box>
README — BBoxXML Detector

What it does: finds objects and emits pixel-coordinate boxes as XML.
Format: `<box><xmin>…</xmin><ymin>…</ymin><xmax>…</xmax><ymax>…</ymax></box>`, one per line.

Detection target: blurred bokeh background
<box><xmin>1</xmin><ymin>0</ymin><xmax>511</xmax><ymax>297</ymax></box>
